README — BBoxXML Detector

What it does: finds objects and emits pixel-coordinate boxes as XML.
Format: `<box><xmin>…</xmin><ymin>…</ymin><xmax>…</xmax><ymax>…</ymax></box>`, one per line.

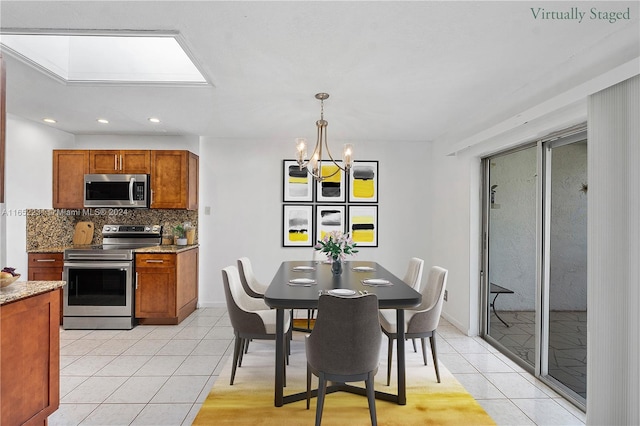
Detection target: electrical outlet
<box><xmin>444</xmin><ymin>290</ymin><xmax>448</xmax><ymax>301</ymax></box>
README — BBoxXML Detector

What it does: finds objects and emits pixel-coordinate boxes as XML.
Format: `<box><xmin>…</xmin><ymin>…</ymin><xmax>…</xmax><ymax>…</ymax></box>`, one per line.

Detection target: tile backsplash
<box><xmin>26</xmin><ymin>208</ymin><xmax>198</xmax><ymax>250</ymax></box>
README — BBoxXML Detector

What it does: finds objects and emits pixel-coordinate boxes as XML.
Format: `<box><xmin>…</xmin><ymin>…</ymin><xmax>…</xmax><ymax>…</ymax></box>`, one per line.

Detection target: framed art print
<box><xmin>315</xmin><ymin>161</ymin><xmax>346</xmax><ymax>203</ymax></box>
<box><xmin>315</xmin><ymin>205</ymin><xmax>346</xmax><ymax>242</ymax></box>
<box><xmin>283</xmin><ymin>160</ymin><xmax>313</xmax><ymax>202</ymax></box>
<box><xmin>283</xmin><ymin>205</ymin><xmax>313</xmax><ymax>247</ymax></box>
<box><xmin>348</xmin><ymin>205</ymin><xmax>378</xmax><ymax>247</ymax></box>
<box><xmin>349</xmin><ymin>160</ymin><xmax>378</xmax><ymax>202</ymax></box>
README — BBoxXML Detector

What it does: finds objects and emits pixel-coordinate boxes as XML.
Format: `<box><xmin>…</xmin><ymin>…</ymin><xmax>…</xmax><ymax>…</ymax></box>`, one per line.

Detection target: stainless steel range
<box><xmin>63</xmin><ymin>224</ymin><xmax>162</xmax><ymax>330</ymax></box>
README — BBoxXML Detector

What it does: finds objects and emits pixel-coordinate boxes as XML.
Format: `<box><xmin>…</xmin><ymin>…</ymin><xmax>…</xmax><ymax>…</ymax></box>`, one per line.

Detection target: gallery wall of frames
<box><xmin>282</xmin><ymin>160</ymin><xmax>379</xmax><ymax>248</ymax></box>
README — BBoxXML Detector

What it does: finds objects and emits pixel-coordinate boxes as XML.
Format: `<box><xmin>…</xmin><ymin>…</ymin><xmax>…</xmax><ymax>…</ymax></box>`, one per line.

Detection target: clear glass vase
<box><xmin>331</xmin><ymin>258</ymin><xmax>342</xmax><ymax>275</ymax></box>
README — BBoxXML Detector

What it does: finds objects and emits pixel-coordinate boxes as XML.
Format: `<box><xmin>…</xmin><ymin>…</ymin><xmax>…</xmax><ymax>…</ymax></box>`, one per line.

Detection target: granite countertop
<box><xmin>28</xmin><ymin>244</ymin><xmax>199</xmax><ymax>254</ymax></box>
<box><xmin>135</xmin><ymin>244</ymin><xmax>199</xmax><ymax>254</ymax></box>
<box><xmin>0</xmin><ymin>280</ymin><xmax>66</xmax><ymax>306</ymax></box>
<box><xmin>28</xmin><ymin>246</ymin><xmax>70</xmax><ymax>253</ymax></box>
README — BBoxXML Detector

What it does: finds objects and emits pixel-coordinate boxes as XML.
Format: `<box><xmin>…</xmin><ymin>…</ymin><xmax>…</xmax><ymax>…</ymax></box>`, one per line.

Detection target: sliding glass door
<box><xmin>484</xmin><ymin>145</ymin><xmax>538</xmax><ymax>368</ymax></box>
<box><xmin>482</xmin><ymin>129</ymin><xmax>587</xmax><ymax>408</ymax></box>
<box><xmin>545</xmin><ymin>139</ymin><xmax>588</xmax><ymax>400</ymax></box>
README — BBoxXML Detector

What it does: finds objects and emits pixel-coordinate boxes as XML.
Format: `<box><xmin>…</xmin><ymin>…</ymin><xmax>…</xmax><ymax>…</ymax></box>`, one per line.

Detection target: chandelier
<box><xmin>295</xmin><ymin>93</ymin><xmax>354</xmax><ymax>181</ymax></box>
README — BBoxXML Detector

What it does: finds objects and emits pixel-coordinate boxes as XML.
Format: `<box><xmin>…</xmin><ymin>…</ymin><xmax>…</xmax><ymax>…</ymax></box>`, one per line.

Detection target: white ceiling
<box><xmin>1</xmin><ymin>1</ymin><xmax>638</xmax><ymax>147</ymax></box>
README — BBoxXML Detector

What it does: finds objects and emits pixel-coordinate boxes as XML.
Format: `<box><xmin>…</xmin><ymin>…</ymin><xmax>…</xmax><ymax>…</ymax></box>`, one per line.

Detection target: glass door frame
<box><xmin>480</xmin><ymin>142</ymin><xmax>542</xmax><ymax>376</ymax></box>
<box><xmin>480</xmin><ymin>127</ymin><xmax>587</xmax><ymax>411</ymax></box>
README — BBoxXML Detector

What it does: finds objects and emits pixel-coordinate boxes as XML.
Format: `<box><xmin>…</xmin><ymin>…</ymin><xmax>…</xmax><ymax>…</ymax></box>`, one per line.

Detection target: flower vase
<box><xmin>331</xmin><ymin>258</ymin><xmax>342</xmax><ymax>275</ymax></box>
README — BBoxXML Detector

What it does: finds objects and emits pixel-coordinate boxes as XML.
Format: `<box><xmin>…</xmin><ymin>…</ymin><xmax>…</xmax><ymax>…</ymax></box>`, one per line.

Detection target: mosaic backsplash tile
<box><xmin>26</xmin><ymin>208</ymin><xmax>198</xmax><ymax>250</ymax></box>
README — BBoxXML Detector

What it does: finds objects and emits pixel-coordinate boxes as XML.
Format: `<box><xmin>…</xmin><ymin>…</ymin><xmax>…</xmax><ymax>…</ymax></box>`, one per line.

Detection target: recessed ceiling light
<box><xmin>97</xmin><ymin>118</ymin><xmax>109</xmax><ymax>124</ymax></box>
<box><xmin>148</xmin><ymin>117</ymin><xmax>161</xmax><ymax>123</ymax></box>
<box><xmin>43</xmin><ymin>118</ymin><xmax>57</xmax><ymax>123</ymax></box>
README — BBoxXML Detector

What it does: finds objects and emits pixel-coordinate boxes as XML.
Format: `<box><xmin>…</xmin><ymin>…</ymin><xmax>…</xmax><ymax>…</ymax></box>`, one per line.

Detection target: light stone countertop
<box><xmin>27</xmin><ymin>244</ymin><xmax>199</xmax><ymax>254</ymax></box>
<box><xmin>0</xmin><ymin>280</ymin><xmax>66</xmax><ymax>306</ymax></box>
<box><xmin>134</xmin><ymin>244</ymin><xmax>199</xmax><ymax>254</ymax></box>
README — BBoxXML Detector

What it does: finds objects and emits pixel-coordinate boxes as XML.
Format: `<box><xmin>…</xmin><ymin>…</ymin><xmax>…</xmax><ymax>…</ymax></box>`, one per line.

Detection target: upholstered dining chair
<box><xmin>403</xmin><ymin>257</ymin><xmax>425</xmax><ymax>291</ymax></box>
<box><xmin>222</xmin><ymin>265</ymin><xmax>291</xmax><ymax>385</ymax></box>
<box><xmin>379</xmin><ymin>266</ymin><xmax>448</xmax><ymax>386</ymax></box>
<box><xmin>237</xmin><ymin>257</ymin><xmax>269</xmax><ymax>298</ymax></box>
<box><xmin>401</xmin><ymin>257</ymin><xmax>424</xmax><ymax>352</ymax></box>
<box><xmin>378</xmin><ymin>258</ymin><xmax>424</xmax><ymax>352</ymax></box>
<box><xmin>305</xmin><ymin>293</ymin><xmax>382</xmax><ymax>426</ymax></box>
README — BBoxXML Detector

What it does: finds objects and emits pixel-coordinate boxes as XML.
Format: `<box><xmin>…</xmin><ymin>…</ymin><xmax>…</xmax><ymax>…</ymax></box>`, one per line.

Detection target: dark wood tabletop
<box><xmin>264</xmin><ymin>260</ymin><xmax>422</xmax><ymax>310</ymax></box>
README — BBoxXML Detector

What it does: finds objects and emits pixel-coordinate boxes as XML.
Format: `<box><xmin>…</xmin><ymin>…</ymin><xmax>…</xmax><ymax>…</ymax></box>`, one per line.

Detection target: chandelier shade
<box><xmin>295</xmin><ymin>93</ymin><xmax>354</xmax><ymax>181</ymax></box>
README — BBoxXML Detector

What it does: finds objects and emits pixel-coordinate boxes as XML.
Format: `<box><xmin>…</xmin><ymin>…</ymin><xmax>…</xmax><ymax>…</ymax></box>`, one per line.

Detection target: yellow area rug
<box><xmin>194</xmin><ymin>331</ymin><xmax>495</xmax><ymax>425</ymax></box>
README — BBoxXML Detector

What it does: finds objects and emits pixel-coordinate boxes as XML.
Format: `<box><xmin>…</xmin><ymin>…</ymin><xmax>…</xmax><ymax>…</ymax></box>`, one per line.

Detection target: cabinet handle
<box><xmin>120</xmin><ymin>155</ymin><xmax>123</xmax><ymax>171</ymax></box>
<box><xmin>135</xmin><ymin>272</ymin><xmax>138</xmax><ymax>289</ymax></box>
<box><xmin>35</xmin><ymin>259</ymin><xmax>56</xmax><ymax>262</ymax></box>
<box><xmin>145</xmin><ymin>259</ymin><xmax>164</xmax><ymax>263</ymax></box>
<box><xmin>114</xmin><ymin>154</ymin><xmax>118</xmax><ymax>170</ymax></box>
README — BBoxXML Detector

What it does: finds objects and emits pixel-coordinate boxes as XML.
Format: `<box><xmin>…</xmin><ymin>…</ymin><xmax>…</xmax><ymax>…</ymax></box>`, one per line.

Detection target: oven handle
<box><xmin>65</xmin><ymin>253</ymin><xmax>132</xmax><ymax>261</ymax></box>
<box><xmin>64</xmin><ymin>261</ymin><xmax>132</xmax><ymax>269</ymax></box>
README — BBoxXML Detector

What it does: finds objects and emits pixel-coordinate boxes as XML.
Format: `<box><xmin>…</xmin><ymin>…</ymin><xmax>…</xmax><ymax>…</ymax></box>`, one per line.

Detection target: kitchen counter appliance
<box><xmin>63</xmin><ymin>224</ymin><xmax>161</xmax><ymax>329</ymax></box>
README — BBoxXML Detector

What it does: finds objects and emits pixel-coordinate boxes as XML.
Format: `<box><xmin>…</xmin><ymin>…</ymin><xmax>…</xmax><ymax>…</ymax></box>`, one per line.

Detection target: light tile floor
<box><xmin>488</xmin><ymin>310</ymin><xmax>587</xmax><ymax>398</ymax></box>
<box><xmin>49</xmin><ymin>308</ymin><xmax>586</xmax><ymax>425</ymax></box>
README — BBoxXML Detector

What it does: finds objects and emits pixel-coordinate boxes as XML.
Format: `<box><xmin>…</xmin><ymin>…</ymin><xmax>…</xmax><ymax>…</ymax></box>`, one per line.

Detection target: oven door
<box><xmin>63</xmin><ymin>261</ymin><xmax>133</xmax><ymax>317</ymax></box>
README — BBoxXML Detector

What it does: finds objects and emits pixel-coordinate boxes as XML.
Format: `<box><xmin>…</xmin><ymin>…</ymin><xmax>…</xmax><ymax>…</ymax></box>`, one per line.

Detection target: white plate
<box><xmin>328</xmin><ymin>289</ymin><xmax>356</xmax><ymax>296</ymax></box>
<box><xmin>292</xmin><ymin>266</ymin><xmax>316</xmax><ymax>271</ymax></box>
<box><xmin>352</xmin><ymin>266</ymin><xmax>376</xmax><ymax>272</ymax></box>
<box><xmin>362</xmin><ymin>278</ymin><xmax>391</xmax><ymax>285</ymax></box>
<box><xmin>288</xmin><ymin>278</ymin><xmax>316</xmax><ymax>285</ymax></box>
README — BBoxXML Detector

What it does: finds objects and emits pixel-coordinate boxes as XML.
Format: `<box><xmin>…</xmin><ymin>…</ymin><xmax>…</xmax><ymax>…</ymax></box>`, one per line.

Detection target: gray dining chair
<box><xmin>237</xmin><ymin>257</ymin><xmax>269</xmax><ymax>298</ymax></box>
<box><xmin>379</xmin><ymin>266</ymin><xmax>448</xmax><ymax>385</ymax></box>
<box><xmin>222</xmin><ymin>265</ymin><xmax>291</xmax><ymax>385</ymax></box>
<box><xmin>305</xmin><ymin>293</ymin><xmax>382</xmax><ymax>426</ymax></box>
<box><xmin>379</xmin><ymin>257</ymin><xmax>424</xmax><ymax>351</ymax></box>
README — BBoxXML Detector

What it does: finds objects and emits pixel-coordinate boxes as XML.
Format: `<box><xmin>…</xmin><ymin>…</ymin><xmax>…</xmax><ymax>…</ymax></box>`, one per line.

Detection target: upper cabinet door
<box><xmin>89</xmin><ymin>150</ymin><xmax>150</xmax><ymax>174</ymax></box>
<box><xmin>53</xmin><ymin>150</ymin><xmax>89</xmax><ymax>209</ymax></box>
<box><xmin>150</xmin><ymin>150</ymin><xmax>198</xmax><ymax>210</ymax></box>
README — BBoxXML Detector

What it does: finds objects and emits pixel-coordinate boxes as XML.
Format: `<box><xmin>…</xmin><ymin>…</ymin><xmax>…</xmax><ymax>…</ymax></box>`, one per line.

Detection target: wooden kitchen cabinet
<box><xmin>52</xmin><ymin>150</ymin><xmax>89</xmax><ymax>209</ymax></box>
<box><xmin>89</xmin><ymin>150</ymin><xmax>150</xmax><ymax>174</ymax></box>
<box><xmin>1</xmin><ymin>288</ymin><xmax>60</xmax><ymax>426</ymax></box>
<box><xmin>28</xmin><ymin>253</ymin><xmax>65</xmax><ymax>324</ymax></box>
<box><xmin>150</xmin><ymin>150</ymin><xmax>199</xmax><ymax>210</ymax></box>
<box><xmin>135</xmin><ymin>248</ymin><xmax>198</xmax><ymax>325</ymax></box>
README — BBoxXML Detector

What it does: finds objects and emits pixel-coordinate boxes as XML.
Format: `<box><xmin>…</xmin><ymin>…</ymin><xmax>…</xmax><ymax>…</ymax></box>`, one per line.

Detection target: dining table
<box><xmin>263</xmin><ymin>260</ymin><xmax>422</xmax><ymax>407</ymax></box>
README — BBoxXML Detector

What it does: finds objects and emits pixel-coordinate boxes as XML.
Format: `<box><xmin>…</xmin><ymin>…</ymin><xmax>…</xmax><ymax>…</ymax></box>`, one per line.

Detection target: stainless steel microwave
<box><xmin>84</xmin><ymin>174</ymin><xmax>149</xmax><ymax>208</ymax></box>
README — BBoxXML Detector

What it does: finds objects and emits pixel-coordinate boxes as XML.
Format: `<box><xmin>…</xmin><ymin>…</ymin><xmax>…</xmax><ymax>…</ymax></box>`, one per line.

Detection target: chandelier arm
<box><xmin>295</xmin><ymin>92</ymin><xmax>352</xmax><ymax>182</ymax></box>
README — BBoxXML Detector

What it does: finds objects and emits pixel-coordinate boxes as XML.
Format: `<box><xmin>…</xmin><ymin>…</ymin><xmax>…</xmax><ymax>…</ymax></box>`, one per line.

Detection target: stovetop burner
<box><xmin>64</xmin><ymin>224</ymin><xmax>162</xmax><ymax>260</ymax></box>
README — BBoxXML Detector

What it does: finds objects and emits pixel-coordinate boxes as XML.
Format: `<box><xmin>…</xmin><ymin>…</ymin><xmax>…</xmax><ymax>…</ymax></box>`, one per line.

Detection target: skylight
<box><xmin>0</xmin><ymin>33</ymin><xmax>207</xmax><ymax>84</ymax></box>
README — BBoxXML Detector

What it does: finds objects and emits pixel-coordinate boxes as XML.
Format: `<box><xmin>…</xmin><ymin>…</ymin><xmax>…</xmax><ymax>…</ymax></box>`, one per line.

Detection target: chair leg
<box><xmin>315</xmin><ymin>373</ymin><xmax>327</xmax><ymax>426</ymax></box>
<box><xmin>386</xmin><ymin>334</ymin><xmax>394</xmax><ymax>386</ymax></box>
<box><xmin>230</xmin><ymin>335</ymin><xmax>242</xmax><ymax>385</ymax></box>
<box><xmin>244</xmin><ymin>338</ymin><xmax>250</xmax><ymax>354</ymax></box>
<box><xmin>366</xmin><ymin>371</ymin><xmax>378</xmax><ymax>426</ymax></box>
<box><xmin>238</xmin><ymin>338</ymin><xmax>246</xmax><ymax>367</ymax></box>
<box><xmin>306</xmin><ymin>364</ymin><xmax>311</xmax><ymax>410</ymax></box>
<box><xmin>430</xmin><ymin>334</ymin><xmax>441</xmax><ymax>383</ymax></box>
<box><xmin>421</xmin><ymin>337</ymin><xmax>428</xmax><ymax>365</ymax></box>
<box><xmin>412</xmin><ymin>338</ymin><xmax>417</xmax><ymax>352</ymax></box>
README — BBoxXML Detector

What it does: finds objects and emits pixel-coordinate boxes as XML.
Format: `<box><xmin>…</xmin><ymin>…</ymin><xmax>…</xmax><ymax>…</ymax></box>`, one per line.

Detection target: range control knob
<box><xmin>145</xmin><ymin>226</ymin><xmax>151</xmax><ymax>232</ymax></box>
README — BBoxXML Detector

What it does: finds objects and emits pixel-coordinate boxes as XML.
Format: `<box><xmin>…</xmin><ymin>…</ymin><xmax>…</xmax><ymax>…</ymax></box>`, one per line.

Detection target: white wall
<box><xmin>75</xmin><ymin>134</ymin><xmax>199</xmax><ymax>153</ymax></box>
<box><xmin>197</xmin><ymin>137</ymin><xmax>433</xmax><ymax>307</ymax></box>
<box><xmin>2</xmin><ymin>114</ymin><xmax>76</xmax><ymax>274</ymax></box>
